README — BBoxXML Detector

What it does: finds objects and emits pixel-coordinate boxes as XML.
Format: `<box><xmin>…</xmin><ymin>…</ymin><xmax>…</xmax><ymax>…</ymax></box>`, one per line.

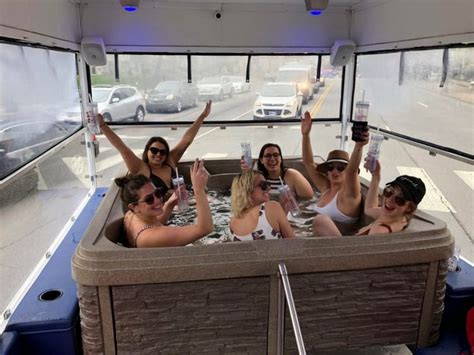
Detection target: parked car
<box><xmin>253</xmin><ymin>82</ymin><xmax>303</xmax><ymax>120</ymax></box>
<box><xmin>197</xmin><ymin>76</ymin><xmax>234</xmax><ymax>101</ymax></box>
<box><xmin>229</xmin><ymin>76</ymin><xmax>251</xmax><ymax>94</ymax></box>
<box><xmin>317</xmin><ymin>77</ymin><xmax>325</xmax><ymax>87</ymax></box>
<box><xmin>276</xmin><ymin>64</ymin><xmax>317</xmax><ymax>103</ymax></box>
<box><xmin>146</xmin><ymin>81</ymin><xmax>198</xmax><ymax>113</ymax></box>
<box><xmin>91</xmin><ymin>85</ymin><xmax>146</xmax><ymax>122</ymax></box>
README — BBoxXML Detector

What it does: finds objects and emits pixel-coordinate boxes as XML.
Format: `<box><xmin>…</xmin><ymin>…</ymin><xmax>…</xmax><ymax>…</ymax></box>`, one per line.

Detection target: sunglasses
<box><xmin>383</xmin><ymin>187</ymin><xmax>407</xmax><ymax>206</ymax></box>
<box><xmin>149</xmin><ymin>147</ymin><xmax>168</xmax><ymax>156</ymax></box>
<box><xmin>136</xmin><ymin>188</ymin><xmax>164</xmax><ymax>205</ymax></box>
<box><xmin>263</xmin><ymin>153</ymin><xmax>281</xmax><ymax>159</ymax></box>
<box><xmin>326</xmin><ymin>163</ymin><xmax>347</xmax><ymax>172</ymax></box>
<box><xmin>256</xmin><ymin>180</ymin><xmax>272</xmax><ymax>191</ymax></box>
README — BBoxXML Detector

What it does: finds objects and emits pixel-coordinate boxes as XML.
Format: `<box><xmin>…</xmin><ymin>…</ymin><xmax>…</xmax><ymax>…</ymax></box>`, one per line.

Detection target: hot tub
<box><xmin>72</xmin><ymin>158</ymin><xmax>453</xmax><ymax>354</ymax></box>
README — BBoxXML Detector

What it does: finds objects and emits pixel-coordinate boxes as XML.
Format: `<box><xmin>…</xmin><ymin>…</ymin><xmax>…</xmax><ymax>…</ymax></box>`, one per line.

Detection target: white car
<box><xmin>253</xmin><ymin>82</ymin><xmax>303</xmax><ymax>120</ymax></box>
<box><xmin>92</xmin><ymin>85</ymin><xmax>146</xmax><ymax>122</ymax></box>
<box><xmin>197</xmin><ymin>76</ymin><xmax>234</xmax><ymax>101</ymax></box>
<box><xmin>229</xmin><ymin>76</ymin><xmax>251</xmax><ymax>94</ymax></box>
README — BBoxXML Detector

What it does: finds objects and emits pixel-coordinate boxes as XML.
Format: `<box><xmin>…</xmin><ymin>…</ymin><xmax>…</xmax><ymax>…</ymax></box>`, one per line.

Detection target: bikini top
<box><xmin>230</xmin><ymin>204</ymin><xmax>282</xmax><ymax>241</ymax></box>
<box><xmin>266</xmin><ymin>169</ymin><xmax>288</xmax><ymax>195</ymax></box>
<box><xmin>311</xmin><ymin>190</ymin><xmax>359</xmax><ymax>224</ymax></box>
<box><xmin>356</xmin><ymin>223</ymin><xmax>392</xmax><ymax>236</ymax></box>
<box><xmin>148</xmin><ymin>163</ymin><xmax>177</xmax><ymax>196</ymax></box>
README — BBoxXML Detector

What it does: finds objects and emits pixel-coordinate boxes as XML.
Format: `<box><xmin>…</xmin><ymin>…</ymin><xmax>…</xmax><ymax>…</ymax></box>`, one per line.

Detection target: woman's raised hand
<box><xmin>200</xmin><ymin>101</ymin><xmax>212</xmax><ymax>119</ymax></box>
<box><xmin>96</xmin><ymin>113</ymin><xmax>105</xmax><ymax>127</ymax></box>
<box><xmin>301</xmin><ymin>111</ymin><xmax>312</xmax><ymax>136</ymax></box>
<box><xmin>240</xmin><ymin>157</ymin><xmax>252</xmax><ymax>171</ymax></box>
<box><xmin>190</xmin><ymin>159</ymin><xmax>208</xmax><ymax>191</ymax></box>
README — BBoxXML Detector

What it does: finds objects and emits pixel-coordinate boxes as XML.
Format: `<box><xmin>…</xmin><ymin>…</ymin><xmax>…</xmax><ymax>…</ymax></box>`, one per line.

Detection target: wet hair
<box><xmin>142</xmin><ymin>137</ymin><xmax>170</xmax><ymax>164</ymax></box>
<box><xmin>257</xmin><ymin>143</ymin><xmax>287</xmax><ymax>178</ymax></box>
<box><xmin>115</xmin><ymin>174</ymin><xmax>151</xmax><ymax>209</ymax></box>
<box><xmin>231</xmin><ymin>170</ymin><xmax>264</xmax><ymax>218</ymax></box>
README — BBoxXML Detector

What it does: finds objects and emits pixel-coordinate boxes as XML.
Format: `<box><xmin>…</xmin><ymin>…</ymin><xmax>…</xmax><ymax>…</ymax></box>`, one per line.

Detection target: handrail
<box><xmin>278</xmin><ymin>263</ymin><xmax>306</xmax><ymax>355</ymax></box>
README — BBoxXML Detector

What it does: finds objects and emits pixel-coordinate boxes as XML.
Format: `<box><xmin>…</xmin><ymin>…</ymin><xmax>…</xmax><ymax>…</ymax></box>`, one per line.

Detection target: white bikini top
<box><xmin>311</xmin><ymin>191</ymin><xmax>358</xmax><ymax>224</ymax></box>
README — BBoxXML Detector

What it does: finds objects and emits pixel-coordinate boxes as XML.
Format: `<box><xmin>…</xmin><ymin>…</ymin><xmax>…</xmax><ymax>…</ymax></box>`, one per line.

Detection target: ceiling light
<box><xmin>305</xmin><ymin>0</ymin><xmax>329</xmax><ymax>15</ymax></box>
<box><xmin>120</xmin><ymin>0</ymin><xmax>140</xmax><ymax>12</ymax></box>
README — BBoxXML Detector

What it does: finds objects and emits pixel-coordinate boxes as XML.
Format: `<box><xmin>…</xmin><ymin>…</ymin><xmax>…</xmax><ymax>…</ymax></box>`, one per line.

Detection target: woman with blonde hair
<box><xmin>229</xmin><ymin>170</ymin><xmax>295</xmax><ymax>241</ymax></box>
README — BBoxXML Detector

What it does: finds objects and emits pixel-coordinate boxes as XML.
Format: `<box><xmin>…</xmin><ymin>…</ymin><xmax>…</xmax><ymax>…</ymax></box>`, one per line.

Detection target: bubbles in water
<box><xmin>168</xmin><ymin>189</ymin><xmax>321</xmax><ymax>243</ymax></box>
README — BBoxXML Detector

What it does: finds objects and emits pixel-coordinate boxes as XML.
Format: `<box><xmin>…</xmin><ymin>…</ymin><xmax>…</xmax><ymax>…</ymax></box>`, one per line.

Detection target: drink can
<box><xmin>352</xmin><ymin>101</ymin><xmax>369</xmax><ymax>142</ymax></box>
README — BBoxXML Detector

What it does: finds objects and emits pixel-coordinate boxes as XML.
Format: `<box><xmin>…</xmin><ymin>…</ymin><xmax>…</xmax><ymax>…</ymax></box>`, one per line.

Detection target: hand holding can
<box><xmin>241</xmin><ymin>142</ymin><xmax>252</xmax><ymax>169</ymax></box>
<box><xmin>86</xmin><ymin>102</ymin><xmax>100</xmax><ymax>134</ymax></box>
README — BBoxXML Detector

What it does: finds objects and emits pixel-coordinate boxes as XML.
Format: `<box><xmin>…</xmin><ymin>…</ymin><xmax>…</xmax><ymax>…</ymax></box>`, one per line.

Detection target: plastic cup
<box><xmin>241</xmin><ymin>142</ymin><xmax>252</xmax><ymax>169</ymax></box>
<box><xmin>172</xmin><ymin>176</ymin><xmax>189</xmax><ymax>213</ymax></box>
<box><xmin>86</xmin><ymin>102</ymin><xmax>100</xmax><ymax>134</ymax></box>
<box><xmin>278</xmin><ymin>185</ymin><xmax>300</xmax><ymax>217</ymax></box>
<box><xmin>366</xmin><ymin>134</ymin><xmax>384</xmax><ymax>172</ymax></box>
<box><xmin>352</xmin><ymin>101</ymin><xmax>369</xmax><ymax>142</ymax></box>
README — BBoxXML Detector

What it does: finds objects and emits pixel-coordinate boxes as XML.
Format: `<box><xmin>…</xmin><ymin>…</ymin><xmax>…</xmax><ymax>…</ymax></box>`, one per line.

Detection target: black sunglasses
<box><xmin>383</xmin><ymin>187</ymin><xmax>407</xmax><ymax>206</ymax></box>
<box><xmin>326</xmin><ymin>163</ymin><xmax>347</xmax><ymax>172</ymax></box>
<box><xmin>136</xmin><ymin>188</ymin><xmax>164</xmax><ymax>205</ymax></box>
<box><xmin>256</xmin><ymin>180</ymin><xmax>272</xmax><ymax>191</ymax></box>
<box><xmin>149</xmin><ymin>147</ymin><xmax>168</xmax><ymax>156</ymax></box>
<box><xmin>263</xmin><ymin>153</ymin><xmax>281</xmax><ymax>159</ymax></box>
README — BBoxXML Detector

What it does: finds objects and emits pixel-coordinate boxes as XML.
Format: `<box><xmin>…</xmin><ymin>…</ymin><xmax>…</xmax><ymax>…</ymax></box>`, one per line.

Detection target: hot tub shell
<box><xmin>72</xmin><ymin>158</ymin><xmax>453</xmax><ymax>354</ymax></box>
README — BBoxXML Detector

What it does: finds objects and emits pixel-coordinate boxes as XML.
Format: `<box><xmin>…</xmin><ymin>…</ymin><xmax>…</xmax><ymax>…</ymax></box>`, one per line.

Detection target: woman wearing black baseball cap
<box><xmin>314</xmin><ymin>160</ymin><xmax>426</xmax><ymax>236</ymax></box>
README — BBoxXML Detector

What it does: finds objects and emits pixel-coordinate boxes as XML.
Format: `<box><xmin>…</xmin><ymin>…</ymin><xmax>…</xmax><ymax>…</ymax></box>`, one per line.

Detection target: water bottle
<box><xmin>241</xmin><ymin>142</ymin><xmax>252</xmax><ymax>169</ymax></box>
<box><xmin>366</xmin><ymin>134</ymin><xmax>384</xmax><ymax>172</ymax></box>
<box><xmin>352</xmin><ymin>100</ymin><xmax>369</xmax><ymax>142</ymax></box>
<box><xmin>278</xmin><ymin>185</ymin><xmax>300</xmax><ymax>217</ymax></box>
<box><xmin>172</xmin><ymin>176</ymin><xmax>189</xmax><ymax>213</ymax></box>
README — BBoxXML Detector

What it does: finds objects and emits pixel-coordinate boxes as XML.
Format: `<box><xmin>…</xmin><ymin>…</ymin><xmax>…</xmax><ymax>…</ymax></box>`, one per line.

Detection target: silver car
<box><xmin>92</xmin><ymin>85</ymin><xmax>146</xmax><ymax>122</ymax></box>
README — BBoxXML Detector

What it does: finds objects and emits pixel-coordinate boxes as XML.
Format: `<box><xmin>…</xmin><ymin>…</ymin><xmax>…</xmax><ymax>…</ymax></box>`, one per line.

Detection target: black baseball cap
<box><xmin>386</xmin><ymin>175</ymin><xmax>426</xmax><ymax>205</ymax></box>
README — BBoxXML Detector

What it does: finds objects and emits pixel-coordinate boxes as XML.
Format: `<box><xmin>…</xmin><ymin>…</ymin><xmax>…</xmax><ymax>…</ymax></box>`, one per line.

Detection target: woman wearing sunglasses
<box><xmin>301</xmin><ymin>111</ymin><xmax>369</xmax><ymax>234</ymax></box>
<box><xmin>115</xmin><ymin>159</ymin><xmax>213</xmax><ymax>248</ymax></box>
<box><xmin>229</xmin><ymin>170</ymin><xmax>295</xmax><ymax>241</ymax></box>
<box><xmin>255</xmin><ymin>143</ymin><xmax>314</xmax><ymax>199</ymax></box>
<box><xmin>313</xmin><ymin>160</ymin><xmax>426</xmax><ymax>236</ymax></box>
<box><xmin>97</xmin><ymin>101</ymin><xmax>212</xmax><ymax>198</ymax></box>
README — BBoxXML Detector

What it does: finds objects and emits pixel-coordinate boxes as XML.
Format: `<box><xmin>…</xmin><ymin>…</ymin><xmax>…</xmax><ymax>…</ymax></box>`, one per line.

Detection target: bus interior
<box><xmin>0</xmin><ymin>0</ymin><xmax>473</xmax><ymax>354</ymax></box>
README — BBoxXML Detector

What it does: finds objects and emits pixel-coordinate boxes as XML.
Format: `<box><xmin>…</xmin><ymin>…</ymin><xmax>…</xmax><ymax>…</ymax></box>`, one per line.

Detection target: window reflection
<box><xmin>0</xmin><ymin>43</ymin><xmax>80</xmax><ymax>179</ymax></box>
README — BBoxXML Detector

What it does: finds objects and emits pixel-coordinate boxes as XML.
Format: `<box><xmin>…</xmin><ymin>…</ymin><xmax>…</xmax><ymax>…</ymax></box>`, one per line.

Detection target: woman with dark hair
<box><xmin>242</xmin><ymin>143</ymin><xmax>313</xmax><ymax>200</ymax></box>
<box><xmin>314</xmin><ymin>160</ymin><xmax>426</xmax><ymax>236</ymax></box>
<box><xmin>97</xmin><ymin>101</ymin><xmax>211</xmax><ymax>197</ymax></box>
<box><xmin>115</xmin><ymin>159</ymin><xmax>213</xmax><ymax>248</ymax></box>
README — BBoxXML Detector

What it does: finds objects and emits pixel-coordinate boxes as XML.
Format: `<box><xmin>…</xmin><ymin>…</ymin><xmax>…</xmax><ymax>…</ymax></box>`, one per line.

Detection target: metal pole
<box><xmin>278</xmin><ymin>263</ymin><xmax>306</xmax><ymax>355</ymax></box>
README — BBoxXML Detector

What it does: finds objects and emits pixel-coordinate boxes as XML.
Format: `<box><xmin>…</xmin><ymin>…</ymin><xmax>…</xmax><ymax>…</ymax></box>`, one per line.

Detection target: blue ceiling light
<box><xmin>310</xmin><ymin>10</ymin><xmax>323</xmax><ymax>16</ymax></box>
<box><xmin>305</xmin><ymin>0</ymin><xmax>328</xmax><ymax>15</ymax></box>
<box><xmin>120</xmin><ymin>0</ymin><xmax>140</xmax><ymax>12</ymax></box>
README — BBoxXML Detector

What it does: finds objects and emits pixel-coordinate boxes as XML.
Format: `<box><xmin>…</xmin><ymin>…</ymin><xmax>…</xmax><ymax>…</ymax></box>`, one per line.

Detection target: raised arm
<box><xmin>137</xmin><ymin>159</ymin><xmax>213</xmax><ymax>247</ymax></box>
<box><xmin>168</xmin><ymin>101</ymin><xmax>212</xmax><ymax>166</ymax></box>
<box><xmin>342</xmin><ymin>128</ymin><xmax>369</xmax><ymax>198</ymax></box>
<box><xmin>97</xmin><ymin>114</ymin><xmax>147</xmax><ymax>175</ymax></box>
<box><xmin>301</xmin><ymin>111</ymin><xmax>329</xmax><ymax>192</ymax></box>
<box><xmin>364</xmin><ymin>159</ymin><xmax>382</xmax><ymax>219</ymax></box>
<box><xmin>286</xmin><ymin>169</ymin><xmax>313</xmax><ymax>199</ymax></box>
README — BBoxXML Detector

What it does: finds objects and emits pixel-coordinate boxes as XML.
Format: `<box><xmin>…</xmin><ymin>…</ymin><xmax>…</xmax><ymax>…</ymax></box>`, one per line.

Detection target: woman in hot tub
<box><xmin>115</xmin><ymin>159</ymin><xmax>213</xmax><ymax>248</ymax></box>
<box><xmin>229</xmin><ymin>170</ymin><xmax>295</xmax><ymax>241</ymax></box>
<box><xmin>314</xmin><ymin>160</ymin><xmax>426</xmax><ymax>236</ymax></box>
